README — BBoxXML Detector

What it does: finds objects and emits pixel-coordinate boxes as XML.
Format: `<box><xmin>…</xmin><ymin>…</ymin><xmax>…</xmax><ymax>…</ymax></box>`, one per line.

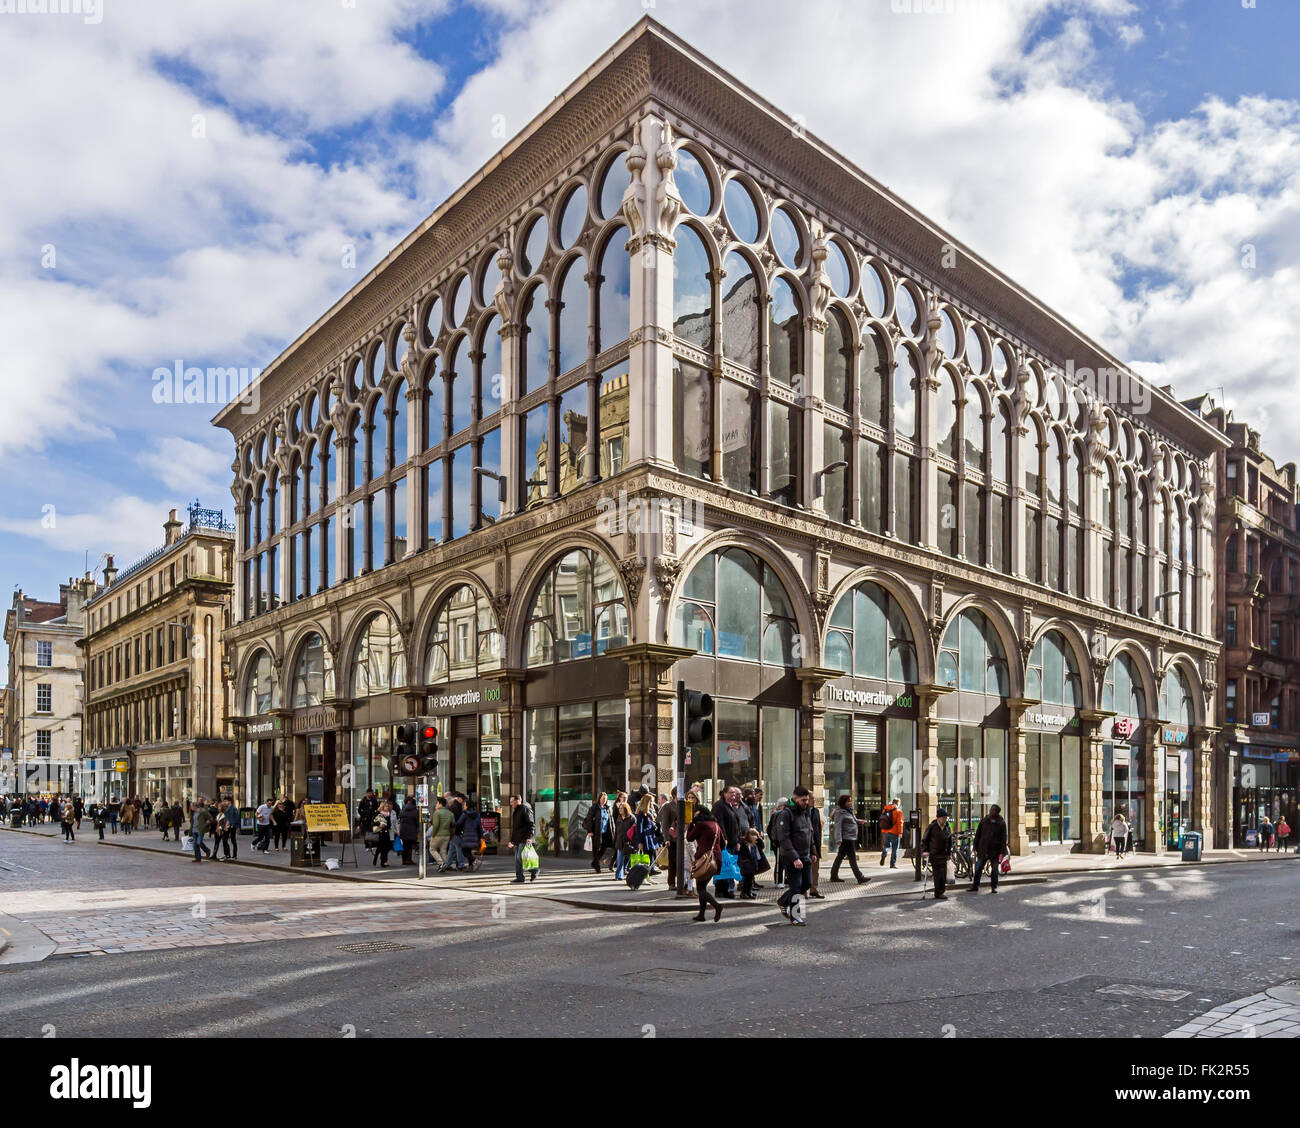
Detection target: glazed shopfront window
<box><xmin>824</xmin><ymin>714</ymin><xmax>916</xmax><ymax>847</ymax></box>
<box><xmin>525</xmin><ymin>699</ymin><xmax>625</xmax><ymax>856</ymax></box>
<box><xmin>1024</xmin><ymin>731</ymin><xmax>1081</xmax><ymax>844</ymax></box>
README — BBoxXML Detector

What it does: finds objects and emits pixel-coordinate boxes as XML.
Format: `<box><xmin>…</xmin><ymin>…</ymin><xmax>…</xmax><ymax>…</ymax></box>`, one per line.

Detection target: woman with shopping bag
<box><xmin>685</xmin><ymin>807</ymin><xmax>724</xmax><ymax>922</ymax></box>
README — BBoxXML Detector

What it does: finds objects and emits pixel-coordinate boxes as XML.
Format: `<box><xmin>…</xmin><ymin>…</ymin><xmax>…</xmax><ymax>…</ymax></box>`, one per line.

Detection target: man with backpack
<box><xmin>879</xmin><ymin>797</ymin><xmax>904</xmax><ymax>868</ymax></box>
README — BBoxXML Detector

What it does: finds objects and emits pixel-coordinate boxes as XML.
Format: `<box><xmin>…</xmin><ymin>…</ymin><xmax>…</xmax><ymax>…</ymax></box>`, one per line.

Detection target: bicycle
<box><xmin>951</xmin><ymin>831</ymin><xmax>976</xmax><ymax>881</ymax></box>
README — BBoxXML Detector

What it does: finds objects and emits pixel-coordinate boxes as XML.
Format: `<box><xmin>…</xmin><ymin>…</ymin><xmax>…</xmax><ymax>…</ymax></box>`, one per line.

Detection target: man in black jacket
<box><xmin>921</xmin><ymin>807</ymin><xmax>954</xmax><ymax>900</ymax></box>
<box><xmin>508</xmin><ymin>794</ymin><xmax>537</xmax><ymax>883</ymax></box>
<box><xmin>774</xmin><ymin>786</ymin><xmax>815</xmax><ymax>924</ymax></box>
<box><xmin>970</xmin><ymin>804</ymin><xmax>1008</xmax><ymax>893</ymax></box>
<box><xmin>711</xmin><ymin>787</ymin><xmax>742</xmax><ymax>899</ymax></box>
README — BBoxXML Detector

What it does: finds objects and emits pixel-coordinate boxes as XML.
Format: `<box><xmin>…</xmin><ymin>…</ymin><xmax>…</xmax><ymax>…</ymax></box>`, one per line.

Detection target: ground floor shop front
<box><xmin>1230</xmin><ymin>743</ymin><xmax>1298</xmax><ymax>847</ymax></box>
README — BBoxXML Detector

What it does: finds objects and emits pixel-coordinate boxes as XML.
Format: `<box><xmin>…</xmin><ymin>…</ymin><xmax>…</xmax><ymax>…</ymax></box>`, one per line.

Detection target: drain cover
<box><xmin>1096</xmin><ymin>983</ymin><xmax>1190</xmax><ymax>1002</ymax></box>
<box><xmin>337</xmin><ymin>940</ymin><xmax>414</xmax><ymax>955</ymax></box>
<box><xmin>1265</xmin><ymin>981</ymin><xmax>1300</xmax><ymax>1006</ymax></box>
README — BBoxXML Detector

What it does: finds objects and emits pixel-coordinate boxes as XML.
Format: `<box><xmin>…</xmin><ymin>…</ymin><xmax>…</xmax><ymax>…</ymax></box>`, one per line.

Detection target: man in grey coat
<box><xmin>190</xmin><ymin>801</ymin><xmax>213</xmax><ymax>862</ymax></box>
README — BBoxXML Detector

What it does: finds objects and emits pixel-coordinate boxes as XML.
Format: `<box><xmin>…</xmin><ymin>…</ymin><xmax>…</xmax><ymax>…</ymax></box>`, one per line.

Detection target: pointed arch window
<box><xmin>424</xmin><ymin>585</ymin><xmax>503</xmax><ymax>683</ymax></box>
<box><xmin>673</xmin><ymin>548</ymin><xmax>797</xmax><ymax>667</ymax></box>
<box><xmin>825</xmin><ymin>582</ymin><xmax>917</xmax><ymax>681</ymax></box>
<box><xmin>350</xmin><ymin>613</ymin><xmax>407</xmax><ymax>697</ymax></box>
<box><xmin>525</xmin><ymin>549</ymin><xmax>628</xmax><ymax>667</ymax></box>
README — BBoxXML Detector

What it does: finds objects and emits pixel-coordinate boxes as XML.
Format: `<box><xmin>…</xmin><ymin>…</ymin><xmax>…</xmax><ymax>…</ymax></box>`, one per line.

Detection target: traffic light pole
<box><xmin>676</xmin><ymin>680</ymin><xmax>686</xmax><ymax>897</ymax></box>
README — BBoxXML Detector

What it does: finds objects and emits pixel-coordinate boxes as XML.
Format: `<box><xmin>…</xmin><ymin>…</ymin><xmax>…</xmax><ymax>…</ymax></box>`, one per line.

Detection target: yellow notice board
<box><xmin>304</xmin><ymin>804</ymin><xmax>350</xmax><ymax>833</ymax></box>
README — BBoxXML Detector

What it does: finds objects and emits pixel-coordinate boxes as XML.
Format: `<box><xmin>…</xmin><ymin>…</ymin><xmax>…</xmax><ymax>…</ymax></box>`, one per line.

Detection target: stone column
<box><xmin>1192</xmin><ymin>724</ymin><xmax>1215</xmax><ymax>842</ymax></box>
<box><xmin>1140</xmin><ymin>724</ymin><xmax>1166</xmax><ymax>855</ymax></box>
<box><xmin>795</xmin><ymin>667</ymin><xmax>841</xmax><ymax>811</ymax></box>
<box><xmin>1005</xmin><ymin>697</ymin><xmax>1032</xmax><ymax>856</ymax></box>
<box><xmin>1078</xmin><ymin>709</ymin><xmax>1112</xmax><ymax>853</ymax></box>
<box><xmin>606</xmin><ymin>644</ymin><xmax>691</xmax><ymax>798</ymax></box>
<box><xmin>484</xmin><ymin>668</ymin><xmax>525</xmax><ymax>854</ymax></box>
<box><xmin>915</xmin><ymin>684</ymin><xmax>953</xmax><ymax>832</ymax></box>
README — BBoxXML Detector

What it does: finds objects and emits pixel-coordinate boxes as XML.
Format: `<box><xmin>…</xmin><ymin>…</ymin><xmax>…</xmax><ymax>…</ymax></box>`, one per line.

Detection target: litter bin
<box><xmin>289</xmin><ymin>830</ymin><xmax>307</xmax><ymax>867</ymax></box>
<box><xmin>1181</xmin><ymin>830</ymin><xmax>1202</xmax><ymax>862</ymax></box>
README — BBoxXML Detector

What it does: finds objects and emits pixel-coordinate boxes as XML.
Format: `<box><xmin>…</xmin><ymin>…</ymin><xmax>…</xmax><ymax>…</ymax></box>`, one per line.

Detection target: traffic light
<box><xmin>683</xmin><ymin>689</ymin><xmax>714</xmax><ymax>746</ymax></box>
<box><xmin>395</xmin><ymin>720</ymin><xmax>422</xmax><ymax>777</ymax></box>
<box><xmin>419</xmin><ymin>722</ymin><xmax>439</xmax><ymax>775</ymax></box>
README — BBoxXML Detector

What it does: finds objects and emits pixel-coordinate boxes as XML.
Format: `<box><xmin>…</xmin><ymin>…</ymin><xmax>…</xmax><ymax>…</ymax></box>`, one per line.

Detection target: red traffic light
<box><xmin>422</xmin><ymin>725</ymin><xmax>437</xmax><ymax>740</ymax></box>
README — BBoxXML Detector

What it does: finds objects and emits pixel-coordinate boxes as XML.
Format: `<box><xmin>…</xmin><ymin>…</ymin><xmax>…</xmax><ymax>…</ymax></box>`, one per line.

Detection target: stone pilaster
<box><xmin>915</xmin><ymin>683</ymin><xmax>953</xmax><ymax>831</ymax></box>
<box><xmin>484</xmin><ymin>668</ymin><xmax>526</xmax><ymax>851</ymax></box>
<box><xmin>1192</xmin><ymin>724</ymin><xmax>1215</xmax><ymax>841</ymax></box>
<box><xmin>1139</xmin><ymin>725</ymin><xmax>1166</xmax><ymax>855</ymax></box>
<box><xmin>1078</xmin><ymin>708</ymin><xmax>1113</xmax><ymax>852</ymax></box>
<box><xmin>605</xmin><ymin>644</ymin><xmax>691</xmax><ymax>797</ymax></box>
<box><xmin>1005</xmin><ymin>697</ymin><xmax>1032</xmax><ymax>856</ymax></box>
<box><xmin>796</xmin><ymin>667</ymin><xmax>841</xmax><ymax>809</ymax></box>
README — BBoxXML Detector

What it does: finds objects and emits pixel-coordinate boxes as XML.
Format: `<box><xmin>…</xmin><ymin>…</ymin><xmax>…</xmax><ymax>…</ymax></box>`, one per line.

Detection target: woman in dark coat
<box><xmin>398</xmin><ymin>797</ymin><xmax>420</xmax><ymax>865</ymax></box>
<box><xmin>455</xmin><ymin>800</ymin><xmax>484</xmax><ymax>872</ymax></box>
<box><xmin>372</xmin><ymin>800</ymin><xmax>395</xmax><ymax>867</ymax></box>
<box><xmin>685</xmin><ymin>808</ymin><xmax>723</xmax><ymax>922</ymax></box>
<box><xmin>584</xmin><ymin>792</ymin><xmax>616</xmax><ymax>872</ymax></box>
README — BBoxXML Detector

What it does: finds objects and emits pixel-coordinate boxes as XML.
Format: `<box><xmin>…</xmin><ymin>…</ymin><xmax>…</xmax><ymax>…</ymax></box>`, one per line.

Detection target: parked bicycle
<box><xmin>951</xmin><ymin>830</ymin><xmax>976</xmax><ymax>880</ymax></box>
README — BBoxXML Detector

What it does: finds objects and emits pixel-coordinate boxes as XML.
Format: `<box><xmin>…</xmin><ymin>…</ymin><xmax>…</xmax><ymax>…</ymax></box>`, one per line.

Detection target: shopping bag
<box><xmin>391</xmin><ymin>835</ymin><xmax>404</xmax><ymax>853</ymax></box>
<box><xmin>715</xmin><ymin>849</ymin><xmax>742</xmax><ymax>884</ymax></box>
<box><xmin>521</xmin><ymin>844</ymin><xmax>540</xmax><ymax>870</ymax></box>
<box><xmin>629</xmin><ymin>851</ymin><xmax>652</xmax><ymax>868</ymax></box>
<box><xmin>181</xmin><ymin>835</ymin><xmax>193</xmax><ymax>852</ymax></box>
<box><xmin>999</xmin><ymin>853</ymin><xmax>1012</xmax><ymax>875</ymax></box>
<box><xmin>654</xmin><ymin>845</ymin><xmax>669</xmax><ymax>868</ymax></box>
<box><xmin>583</xmin><ymin>833</ymin><xmax>594</xmax><ymax>852</ymax></box>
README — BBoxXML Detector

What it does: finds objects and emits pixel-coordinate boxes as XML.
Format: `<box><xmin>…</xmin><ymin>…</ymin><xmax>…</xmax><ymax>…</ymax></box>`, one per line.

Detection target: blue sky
<box><xmin>2</xmin><ymin>0</ymin><xmax>1299</xmax><ymax>671</ymax></box>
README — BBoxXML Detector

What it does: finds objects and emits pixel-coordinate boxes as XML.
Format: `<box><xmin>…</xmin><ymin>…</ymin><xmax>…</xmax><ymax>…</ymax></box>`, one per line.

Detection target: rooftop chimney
<box><xmin>103</xmin><ymin>555</ymin><xmax>117</xmax><ymax>586</ymax></box>
<box><xmin>164</xmin><ymin>508</ymin><xmax>183</xmax><ymax>546</ymax></box>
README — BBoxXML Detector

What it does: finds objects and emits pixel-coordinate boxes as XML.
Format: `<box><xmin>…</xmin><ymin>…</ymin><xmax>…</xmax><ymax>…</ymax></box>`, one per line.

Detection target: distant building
<box><xmin>1198</xmin><ymin>400</ymin><xmax>1300</xmax><ymax>846</ymax></box>
<box><xmin>79</xmin><ymin>505</ymin><xmax>237</xmax><ymax>804</ymax></box>
<box><xmin>4</xmin><ymin>579</ymin><xmax>96</xmax><ymax>795</ymax></box>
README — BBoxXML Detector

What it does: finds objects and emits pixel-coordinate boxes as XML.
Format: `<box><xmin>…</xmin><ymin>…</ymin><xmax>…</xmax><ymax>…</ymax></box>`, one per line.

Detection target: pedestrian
<box><xmin>614</xmin><ymin>800</ymin><xmax>639</xmax><ymax>880</ymax></box>
<box><xmin>92</xmin><ymin>801</ymin><xmax>106</xmax><ymax>841</ymax></box>
<box><xmin>879</xmin><ymin>797</ymin><xmax>904</xmax><ymax>869</ymax></box>
<box><xmin>219</xmin><ymin>799</ymin><xmax>240</xmax><ymax>861</ymax></box>
<box><xmin>767</xmin><ymin>797</ymin><xmax>789</xmax><ymax>886</ymax></box>
<box><xmin>190</xmin><ymin>801</ymin><xmax>213</xmax><ymax>862</ymax></box>
<box><xmin>737</xmin><ymin>828</ymin><xmax>767</xmax><ymax>898</ymax></box>
<box><xmin>252</xmin><ymin>798</ymin><xmax>272</xmax><ymax>852</ymax></box>
<box><xmin>428</xmin><ymin>795</ymin><xmax>453</xmax><ymax>868</ymax></box>
<box><xmin>774</xmin><ymin>786</ymin><xmax>816</xmax><ymax>925</ymax></box>
<box><xmin>60</xmin><ymin>798</ymin><xmax>75</xmax><ymax>843</ymax></box>
<box><xmin>685</xmin><ymin>806</ymin><xmax>723</xmax><ymax>923</ymax></box>
<box><xmin>585</xmin><ymin>792</ymin><xmax>616</xmax><ymax>873</ymax></box>
<box><xmin>1258</xmin><ymin>815</ymin><xmax>1274</xmax><ymax>852</ymax></box>
<box><xmin>1110</xmin><ymin>811</ymin><xmax>1129</xmax><ymax>858</ymax></box>
<box><xmin>440</xmin><ymin>792</ymin><xmax>467</xmax><ymax>871</ymax></box>
<box><xmin>271</xmin><ymin>797</ymin><xmax>292</xmax><ymax>852</ymax></box>
<box><xmin>829</xmin><ymin>794</ymin><xmax>870</xmax><ymax>884</ymax></box>
<box><xmin>807</xmin><ymin>797</ymin><xmax>825</xmax><ymax>899</ymax></box>
<box><xmin>170</xmin><ymin>801</ymin><xmax>184</xmax><ymax>842</ymax></box>
<box><xmin>371</xmin><ymin>800</ymin><xmax>395</xmax><ymax>867</ymax></box>
<box><xmin>120</xmin><ymin>798</ymin><xmax>134</xmax><ymax>835</ymax></box>
<box><xmin>921</xmin><ymin>807</ymin><xmax>954</xmax><ymax>900</ymax></box>
<box><xmin>1276</xmin><ymin>815</ymin><xmax>1291</xmax><ymax>853</ymax></box>
<box><xmin>398</xmin><ymin>797</ymin><xmax>419</xmax><ymax>865</ymax></box>
<box><xmin>455</xmin><ymin>798</ymin><xmax>484</xmax><ymax>872</ymax></box>
<box><xmin>357</xmin><ymin>789</ymin><xmax>378</xmax><ymax>839</ymax></box>
<box><xmin>969</xmin><ymin>804</ymin><xmax>1008</xmax><ymax>894</ymax></box>
<box><xmin>108</xmin><ymin>801</ymin><xmax>119</xmax><ymax>835</ymax></box>
<box><xmin>73</xmin><ymin>795</ymin><xmax>83</xmax><ymax>830</ymax></box>
<box><xmin>634</xmin><ymin>794</ymin><xmax>661</xmax><ymax>874</ymax></box>
<box><xmin>508</xmin><ymin>794</ymin><xmax>537</xmax><ymax>883</ymax></box>
<box><xmin>141</xmin><ymin>797</ymin><xmax>152</xmax><ymax>828</ymax></box>
<box><xmin>658</xmin><ymin>787</ymin><xmax>684</xmax><ymax>894</ymax></box>
<box><xmin>711</xmin><ymin>786</ymin><xmax>743</xmax><ymax>899</ymax></box>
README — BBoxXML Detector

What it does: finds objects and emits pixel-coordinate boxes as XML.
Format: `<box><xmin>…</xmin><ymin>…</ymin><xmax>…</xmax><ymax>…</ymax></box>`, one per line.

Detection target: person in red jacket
<box><xmin>879</xmin><ymin>798</ymin><xmax>905</xmax><ymax>869</ymax></box>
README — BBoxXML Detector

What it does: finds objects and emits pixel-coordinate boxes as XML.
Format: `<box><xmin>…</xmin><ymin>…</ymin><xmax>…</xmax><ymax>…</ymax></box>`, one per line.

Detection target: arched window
<box><xmin>422</xmin><ymin>357</ymin><xmax>442</xmax><ymax>451</ymax></box>
<box><xmin>936</xmin><ymin>371</ymin><xmax>959</xmax><ymax>460</ymax></box>
<box><xmin>598</xmin><ymin>229</ymin><xmax>630</xmax><ymax>353</ymax></box>
<box><xmin>477</xmin><ymin>317</ymin><xmax>501</xmax><ymax>420</ymax></box>
<box><xmin>1160</xmin><ymin>666</ymin><xmax>1193</xmax><ymax>729</ymax></box>
<box><xmin>299</xmin><ymin>443</ymin><xmax>314</xmax><ymax>520</ymax></box>
<box><xmin>364</xmin><ymin>394</ymin><xmax>383</xmax><ymax>483</ymax></box>
<box><xmin>243</xmin><ymin>650</ymin><xmax>275</xmax><ymax>715</ymax></box>
<box><xmin>768</xmin><ymin>275</ymin><xmax>802</xmax><ymax>388</ymax></box>
<box><xmin>292</xmin><ymin>633</ymin><xmax>335</xmax><ymax>707</ymax></box>
<box><xmin>937</xmin><ymin>609</ymin><xmax>1008</xmax><ymax>696</ymax></box>
<box><xmin>448</xmin><ymin>336</ymin><xmax>472</xmax><ymax>438</ymax></box>
<box><xmin>1026</xmin><ymin>631</ymin><xmax>1081</xmax><ymax>707</ymax></box>
<box><xmin>963</xmin><ymin>384</ymin><xmax>985</xmax><ymax>469</ymax></box>
<box><xmin>673</xmin><ymin>548</ymin><xmax>797</xmax><ymax>666</ymax></box>
<box><xmin>825</xmin><ymin>582</ymin><xmax>917</xmax><ymax>681</ymax></box>
<box><xmin>521</xmin><ymin>283</ymin><xmax>551</xmax><ymax>396</ymax></box>
<box><xmin>557</xmin><ymin>256</ymin><xmax>588</xmax><ymax>378</ymax></box>
<box><xmin>525</xmin><ymin>549</ymin><xmax>628</xmax><ymax>667</ymax></box>
<box><xmin>391</xmin><ymin>380</ymin><xmax>408</xmax><ymax>467</ymax></box>
<box><xmin>320</xmin><ymin>429</ymin><xmax>334</xmax><ymax>506</ymax></box>
<box><xmin>721</xmin><ymin>251</ymin><xmax>760</xmax><ymax>372</ymax></box>
<box><xmin>673</xmin><ymin>224</ymin><xmax>713</xmax><ymax>350</ymax></box>
<box><xmin>423</xmin><ymin>585</ymin><xmax>502</xmax><ymax>683</ymax></box>
<box><xmin>824</xmin><ymin>307</ymin><xmax>852</xmax><ymax>414</ymax></box>
<box><xmin>860</xmin><ymin>330</ymin><xmax>888</xmax><ymax>429</ymax></box>
<box><xmin>1102</xmin><ymin>653</ymin><xmax>1146</xmax><ymax>717</ymax></box>
<box><xmin>350</xmin><ymin>612</ymin><xmax>407</xmax><ymax>697</ymax></box>
<box><xmin>892</xmin><ymin>345</ymin><xmax>918</xmax><ymax>441</ymax></box>
<box><xmin>345</xmin><ymin>413</ymin><xmax>359</xmax><ymax>492</ymax></box>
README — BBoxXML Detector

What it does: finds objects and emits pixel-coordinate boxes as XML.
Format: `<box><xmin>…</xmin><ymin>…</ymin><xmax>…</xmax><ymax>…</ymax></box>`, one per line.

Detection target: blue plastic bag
<box><xmin>715</xmin><ymin>849</ymin><xmax>742</xmax><ymax>884</ymax></box>
<box><xmin>391</xmin><ymin>835</ymin><xmax>404</xmax><ymax>853</ymax></box>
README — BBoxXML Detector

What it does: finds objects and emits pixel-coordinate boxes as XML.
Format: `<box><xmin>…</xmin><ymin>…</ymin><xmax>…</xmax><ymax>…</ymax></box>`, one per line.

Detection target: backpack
<box><xmin>879</xmin><ymin>808</ymin><xmax>894</xmax><ymax>833</ymax></box>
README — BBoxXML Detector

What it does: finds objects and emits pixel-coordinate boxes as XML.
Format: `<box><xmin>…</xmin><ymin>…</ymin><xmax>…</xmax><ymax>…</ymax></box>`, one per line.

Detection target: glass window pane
<box><xmin>526</xmin><ymin>708</ymin><xmax>556</xmax><ymax>854</ymax></box>
<box><xmin>558</xmin><ymin>258</ymin><xmax>588</xmax><ymax>377</ymax></box>
<box><xmin>672</xmin><ymin>226</ymin><xmax>713</xmax><ymax>350</ymax></box>
<box><xmin>558</xmin><ymin>383</ymin><xmax>589</xmax><ymax>496</ymax></box>
<box><xmin>599</xmin><ymin>234</ymin><xmax>630</xmax><ymax>352</ymax></box>
<box><xmin>523</xmin><ymin>285</ymin><xmax>550</xmax><ymax>395</ymax></box>
<box><xmin>769</xmin><ymin>399</ymin><xmax>800</xmax><ymax>507</ymax></box>
<box><xmin>716</xmin><ymin>549</ymin><xmax>760</xmax><ymax>661</ymax></box>
<box><xmin>720</xmin><ymin>381</ymin><xmax>758</xmax><ymax>494</ymax></box>
<box><xmin>450</xmin><ymin>447</ymin><xmax>472</xmax><ymax>540</ymax></box>
<box><xmin>722</xmin><ymin>252</ymin><xmax>760</xmax><ymax>371</ymax></box>
<box><xmin>893</xmin><ymin>347</ymin><xmax>917</xmax><ymax>440</ymax></box>
<box><xmin>761</xmin><ymin>706</ymin><xmax>798</xmax><ymax>809</ymax></box>
<box><xmin>860</xmin><ymin>438</ymin><xmax>884</xmax><ymax>533</ymax></box>
<box><xmin>716</xmin><ymin>700</ymin><xmax>758</xmax><ymax>792</ymax></box>
<box><xmin>823</xmin><ymin>423</ymin><xmax>850</xmax><ymax>524</ymax></box>
<box><xmin>599</xmin><ymin>155</ymin><xmax>631</xmax><ymax>220</ymax></box>
<box><xmin>522</xmin><ymin>404</ymin><xmax>548</xmax><ymax>508</ymax></box>
<box><xmin>768</xmin><ymin>277</ymin><xmax>801</xmax><ymax>388</ymax></box>
<box><xmin>426</xmin><ymin>459</ymin><xmax>443</xmax><ymax>545</ymax></box>
<box><xmin>674</xmin><ymin>148</ymin><xmax>712</xmax><ymax>216</ymax></box>
<box><xmin>824</xmin><ymin>309</ymin><xmax>852</xmax><ymax>413</ymax></box>
<box><xmin>674</xmin><ymin>360</ymin><xmax>712</xmax><ymax>479</ymax></box>
<box><xmin>392</xmin><ymin>476</ymin><xmax>407</xmax><ymax>560</ymax></box>
<box><xmin>724</xmin><ymin>178</ymin><xmax>760</xmax><ymax>243</ymax></box>
<box><xmin>480</xmin><ymin>429</ymin><xmax>501</xmax><ymax>523</ymax></box>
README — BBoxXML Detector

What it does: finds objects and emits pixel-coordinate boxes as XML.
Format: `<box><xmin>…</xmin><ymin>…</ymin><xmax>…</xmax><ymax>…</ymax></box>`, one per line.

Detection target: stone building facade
<box><xmin>1197</xmin><ymin>399</ymin><xmax>1300</xmax><ymax>846</ymax></box>
<box><xmin>4</xmin><ymin>580</ymin><xmax>95</xmax><ymax>796</ymax></box>
<box><xmin>215</xmin><ymin>19</ymin><xmax>1225</xmax><ymax>855</ymax></box>
<box><xmin>79</xmin><ymin>507</ymin><xmax>237</xmax><ymax>805</ymax></box>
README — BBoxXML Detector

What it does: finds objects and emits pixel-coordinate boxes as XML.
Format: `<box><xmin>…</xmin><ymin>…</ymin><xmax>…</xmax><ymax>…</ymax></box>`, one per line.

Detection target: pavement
<box><xmin>2</xmin><ymin>823</ymin><xmax>1298</xmax><ymax>1039</ymax></box>
<box><xmin>4</xmin><ymin>817</ymin><xmax>1295</xmax><ymax>915</ymax></box>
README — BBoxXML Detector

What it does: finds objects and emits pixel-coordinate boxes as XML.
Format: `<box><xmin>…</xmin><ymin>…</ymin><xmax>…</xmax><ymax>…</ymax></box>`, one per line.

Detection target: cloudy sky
<box><xmin>1</xmin><ymin>0</ymin><xmax>1297</xmax><ymax>645</ymax></box>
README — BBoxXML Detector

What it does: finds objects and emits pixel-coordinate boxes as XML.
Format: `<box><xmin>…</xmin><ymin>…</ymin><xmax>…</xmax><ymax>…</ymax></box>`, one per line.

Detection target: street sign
<box><xmin>304</xmin><ymin>804</ymin><xmax>350</xmax><ymax>833</ymax></box>
<box><xmin>114</xmin><ymin>760</ymin><xmax>129</xmax><ymax>772</ymax></box>
<box><xmin>1252</xmin><ymin>712</ymin><xmax>1270</xmax><ymax>726</ymax></box>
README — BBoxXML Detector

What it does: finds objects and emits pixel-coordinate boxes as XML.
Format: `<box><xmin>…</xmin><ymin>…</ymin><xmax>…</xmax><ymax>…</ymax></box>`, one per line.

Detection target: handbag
<box><xmin>653</xmin><ymin>845</ymin><xmax>669</xmax><ymax>868</ymax></box>
<box><xmin>999</xmin><ymin>853</ymin><xmax>1012</xmax><ymax>875</ymax></box>
<box><xmin>752</xmin><ymin>846</ymin><xmax>771</xmax><ymax>874</ymax></box>
<box><xmin>363</xmin><ymin>833</ymin><xmax>379</xmax><ymax>848</ymax></box>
